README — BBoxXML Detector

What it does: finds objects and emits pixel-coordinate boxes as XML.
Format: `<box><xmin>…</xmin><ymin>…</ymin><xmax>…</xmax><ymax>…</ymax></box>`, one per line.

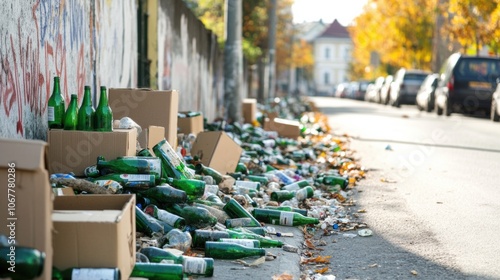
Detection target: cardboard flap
<box><xmin>0</xmin><ymin>138</ymin><xmax>47</xmax><ymax>170</ymax></box>
<box><xmin>52</xmin><ymin>210</ymin><xmax>122</xmax><ymax>222</ymax></box>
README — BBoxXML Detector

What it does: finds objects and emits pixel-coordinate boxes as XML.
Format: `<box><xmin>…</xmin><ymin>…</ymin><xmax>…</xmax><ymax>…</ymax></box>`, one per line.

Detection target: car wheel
<box><xmin>444</xmin><ymin>100</ymin><xmax>452</xmax><ymax>116</ymax></box>
<box><xmin>436</xmin><ymin>102</ymin><xmax>443</xmax><ymax>116</ymax></box>
<box><xmin>491</xmin><ymin>100</ymin><xmax>500</xmax><ymax>122</ymax></box>
<box><xmin>425</xmin><ymin>98</ymin><xmax>433</xmax><ymax>112</ymax></box>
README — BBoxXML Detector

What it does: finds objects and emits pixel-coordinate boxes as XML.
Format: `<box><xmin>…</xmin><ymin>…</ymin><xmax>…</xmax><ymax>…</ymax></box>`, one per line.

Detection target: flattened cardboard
<box><xmin>0</xmin><ymin>138</ymin><xmax>52</xmax><ymax>280</ymax></box>
<box><xmin>190</xmin><ymin>131</ymin><xmax>243</xmax><ymax>175</ymax></box>
<box><xmin>47</xmin><ymin>129</ymin><xmax>136</xmax><ymax>176</ymax></box>
<box><xmin>177</xmin><ymin>112</ymin><xmax>204</xmax><ymax>136</ymax></box>
<box><xmin>137</xmin><ymin>125</ymin><xmax>165</xmax><ymax>155</ymax></box>
<box><xmin>52</xmin><ymin>194</ymin><xmax>136</xmax><ymax>280</ymax></box>
<box><xmin>242</xmin><ymin>98</ymin><xmax>257</xmax><ymax>124</ymax></box>
<box><xmin>263</xmin><ymin>117</ymin><xmax>301</xmax><ymax>139</ymax></box>
<box><xmin>109</xmin><ymin>89</ymin><xmax>179</xmax><ymax>148</ymax></box>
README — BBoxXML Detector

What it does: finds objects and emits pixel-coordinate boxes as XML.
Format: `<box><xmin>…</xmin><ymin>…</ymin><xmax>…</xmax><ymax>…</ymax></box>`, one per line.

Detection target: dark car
<box><xmin>389</xmin><ymin>68</ymin><xmax>430</xmax><ymax>107</ymax></box>
<box><xmin>415</xmin><ymin>73</ymin><xmax>439</xmax><ymax>112</ymax></box>
<box><xmin>435</xmin><ymin>53</ymin><xmax>500</xmax><ymax>116</ymax></box>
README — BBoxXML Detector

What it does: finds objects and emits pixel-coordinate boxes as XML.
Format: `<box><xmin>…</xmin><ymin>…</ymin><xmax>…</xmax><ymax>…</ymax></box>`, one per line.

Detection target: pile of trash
<box><xmin>49</xmin><ymin>96</ymin><xmax>367</xmax><ymax>279</ymax></box>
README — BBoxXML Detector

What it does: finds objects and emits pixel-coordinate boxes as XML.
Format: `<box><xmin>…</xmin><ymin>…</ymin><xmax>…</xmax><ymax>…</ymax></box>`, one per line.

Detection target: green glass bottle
<box><xmin>251</xmin><ymin>208</ymin><xmax>319</xmax><ymax>227</ymax></box>
<box><xmin>245</xmin><ymin>174</ymin><xmax>269</xmax><ymax>185</ymax></box>
<box><xmin>281</xmin><ymin>179</ymin><xmax>311</xmax><ymax>191</ymax></box>
<box><xmin>77</xmin><ymin>85</ymin><xmax>95</xmax><ymax>131</ymax></box>
<box><xmin>317</xmin><ymin>175</ymin><xmax>349</xmax><ymax>190</ymax></box>
<box><xmin>225</xmin><ymin>217</ymin><xmax>256</xmax><ymax>229</ymax></box>
<box><xmin>135</xmin><ymin>205</ymin><xmax>164</xmax><ymax>236</ymax></box>
<box><xmin>94</xmin><ymin>86</ymin><xmax>113</xmax><ymax>131</ymax></box>
<box><xmin>97</xmin><ymin>156</ymin><xmax>162</xmax><ymax>179</ymax></box>
<box><xmin>137</xmin><ymin>148</ymin><xmax>153</xmax><ymax>157</ymax></box>
<box><xmin>47</xmin><ymin>76</ymin><xmax>65</xmax><ymax>129</ymax></box>
<box><xmin>137</xmin><ymin>185</ymin><xmax>188</xmax><ymax>205</ymax></box>
<box><xmin>52</xmin><ymin>267</ymin><xmax>120</xmax><ymax>280</ymax></box>
<box><xmin>130</xmin><ymin>263</ymin><xmax>183</xmax><ymax>280</ymax></box>
<box><xmin>192</xmin><ymin>198</ymin><xmax>225</xmax><ymax>209</ymax></box>
<box><xmin>63</xmin><ymin>94</ymin><xmax>78</xmax><ymax>130</ymax></box>
<box><xmin>194</xmin><ymin>163</ymin><xmax>223</xmax><ymax>184</ymax></box>
<box><xmin>143</xmin><ymin>204</ymin><xmax>186</xmax><ymax>229</ymax></box>
<box><xmin>140</xmin><ymin>247</ymin><xmax>214</xmax><ymax>277</ymax></box>
<box><xmin>204</xmin><ymin>241</ymin><xmax>266</xmax><ymax>259</ymax></box>
<box><xmin>90</xmin><ymin>174</ymin><xmax>156</xmax><ymax>190</ymax></box>
<box><xmin>192</xmin><ymin>202</ymin><xmax>230</xmax><ymax>224</ymax></box>
<box><xmin>270</xmin><ymin>186</ymin><xmax>314</xmax><ymax>202</ymax></box>
<box><xmin>265</xmin><ymin>205</ymin><xmax>308</xmax><ymax>216</ymax></box>
<box><xmin>84</xmin><ymin>164</ymin><xmax>100</xmax><ymax>178</ymax></box>
<box><xmin>164</xmin><ymin>204</ymin><xmax>217</xmax><ymax>229</ymax></box>
<box><xmin>226</xmin><ymin>228</ymin><xmax>283</xmax><ymax>247</ymax></box>
<box><xmin>192</xmin><ymin>230</ymin><xmax>230</xmax><ymax>248</ymax></box>
<box><xmin>219</xmin><ymin>238</ymin><xmax>260</xmax><ymax>248</ymax></box>
<box><xmin>165</xmin><ymin>177</ymin><xmax>205</xmax><ymax>198</ymax></box>
<box><xmin>153</xmin><ymin>139</ymin><xmax>194</xmax><ymax>179</ymax></box>
<box><xmin>0</xmin><ymin>246</ymin><xmax>45</xmax><ymax>280</ymax></box>
<box><xmin>235</xmin><ymin>162</ymin><xmax>249</xmax><ymax>174</ymax></box>
<box><xmin>222</xmin><ymin>198</ymin><xmax>261</xmax><ymax>227</ymax></box>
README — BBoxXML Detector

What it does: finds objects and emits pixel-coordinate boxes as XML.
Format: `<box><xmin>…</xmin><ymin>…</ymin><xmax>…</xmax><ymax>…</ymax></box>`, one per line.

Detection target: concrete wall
<box><xmin>0</xmin><ymin>0</ymin><xmax>137</xmax><ymax>140</ymax></box>
<box><xmin>157</xmin><ymin>0</ymin><xmax>223</xmax><ymax>122</ymax></box>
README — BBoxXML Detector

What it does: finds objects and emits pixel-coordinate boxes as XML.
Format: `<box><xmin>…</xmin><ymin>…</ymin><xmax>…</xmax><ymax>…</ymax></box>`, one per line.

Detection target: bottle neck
<box><xmin>82</xmin><ymin>88</ymin><xmax>92</xmax><ymax>105</ymax></box>
<box><xmin>99</xmin><ymin>89</ymin><xmax>108</xmax><ymax>106</ymax></box>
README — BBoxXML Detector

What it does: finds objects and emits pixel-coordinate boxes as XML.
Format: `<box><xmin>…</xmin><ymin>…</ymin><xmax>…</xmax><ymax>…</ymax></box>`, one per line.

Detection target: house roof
<box><xmin>316</xmin><ymin>19</ymin><xmax>350</xmax><ymax>39</ymax></box>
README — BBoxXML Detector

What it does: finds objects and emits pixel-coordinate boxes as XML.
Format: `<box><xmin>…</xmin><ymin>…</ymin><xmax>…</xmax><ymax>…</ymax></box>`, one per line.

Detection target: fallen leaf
<box><xmin>272</xmin><ymin>273</ymin><xmax>294</xmax><ymax>280</ymax></box>
<box><xmin>411</xmin><ymin>270</ymin><xmax>418</xmax><ymax>275</ymax></box>
<box><xmin>315</xmin><ymin>267</ymin><xmax>329</xmax><ymax>274</ymax></box>
<box><xmin>358</xmin><ymin>209</ymin><xmax>367</xmax><ymax>213</ymax></box>
<box><xmin>304</xmin><ymin>239</ymin><xmax>316</xmax><ymax>249</ymax></box>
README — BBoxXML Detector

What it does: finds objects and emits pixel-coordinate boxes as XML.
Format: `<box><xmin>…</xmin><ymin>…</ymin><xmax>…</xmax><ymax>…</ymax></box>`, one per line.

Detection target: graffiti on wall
<box><xmin>0</xmin><ymin>0</ymin><xmax>136</xmax><ymax>140</ymax></box>
<box><xmin>158</xmin><ymin>0</ymin><xmax>222</xmax><ymax>122</ymax></box>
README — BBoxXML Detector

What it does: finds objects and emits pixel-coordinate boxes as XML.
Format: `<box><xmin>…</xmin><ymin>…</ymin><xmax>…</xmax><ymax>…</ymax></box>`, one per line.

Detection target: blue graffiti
<box><xmin>66</xmin><ymin>0</ymin><xmax>86</xmax><ymax>50</ymax></box>
<box><xmin>38</xmin><ymin>0</ymin><xmax>61</xmax><ymax>47</ymax></box>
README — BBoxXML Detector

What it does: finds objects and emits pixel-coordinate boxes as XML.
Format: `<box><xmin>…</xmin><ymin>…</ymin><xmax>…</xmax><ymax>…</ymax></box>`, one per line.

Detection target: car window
<box><xmin>455</xmin><ymin>59</ymin><xmax>500</xmax><ymax>79</ymax></box>
<box><xmin>403</xmin><ymin>73</ymin><xmax>428</xmax><ymax>82</ymax></box>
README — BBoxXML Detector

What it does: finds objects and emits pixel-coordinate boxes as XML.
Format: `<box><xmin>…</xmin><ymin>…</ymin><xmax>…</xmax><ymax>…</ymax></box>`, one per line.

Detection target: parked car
<box><xmin>435</xmin><ymin>53</ymin><xmax>500</xmax><ymax>116</ymax></box>
<box><xmin>415</xmin><ymin>73</ymin><xmax>439</xmax><ymax>112</ymax></box>
<box><xmin>491</xmin><ymin>81</ymin><xmax>500</xmax><ymax>121</ymax></box>
<box><xmin>346</xmin><ymin>80</ymin><xmax>370</xmax><ymax>100</ymax></box>
<box><xmin>334</xmin><ymin>82</ymin><xmax>349</xmax><ymax>98</ymax></box>
<box><xmin>378</xmin><ymin>75</ymin><xmax>394</xmax><ymax>104</ymax></box>
<box><xmin>364</xmin><ymin>76</ymin><xmax>385</xmax><ymax>103</ymax></box>
<box><xmin>389</xmin><ymin>68</ymin><xmax>430</xmax><ymax>107</ymax></box>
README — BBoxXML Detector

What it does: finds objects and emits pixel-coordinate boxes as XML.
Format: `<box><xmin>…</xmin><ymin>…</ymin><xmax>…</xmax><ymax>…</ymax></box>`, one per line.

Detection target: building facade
<box><xmin>313</xmin><ymin>19</ymin><xmax>352</xmax><ymax>96</ymax></box>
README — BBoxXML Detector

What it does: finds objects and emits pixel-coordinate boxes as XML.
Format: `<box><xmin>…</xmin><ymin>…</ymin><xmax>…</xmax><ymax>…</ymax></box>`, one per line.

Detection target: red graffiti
<box><xmin>76</xmin><ymin>44</ymin><xmax>86</xmax><ymax>100</ymax></box>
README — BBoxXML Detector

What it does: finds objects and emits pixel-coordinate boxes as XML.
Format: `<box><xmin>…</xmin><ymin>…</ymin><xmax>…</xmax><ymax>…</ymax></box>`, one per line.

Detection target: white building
<box><xmin>313</xmin><ymin>19</ymin><xmax>352</xmax><ymax>96</ymax></box>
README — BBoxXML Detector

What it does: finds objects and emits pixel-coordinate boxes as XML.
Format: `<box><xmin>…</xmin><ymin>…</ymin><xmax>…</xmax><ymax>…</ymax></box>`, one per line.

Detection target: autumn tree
<box><xmin>350</xmin><ymin>0</ymin><xmax>436</xmax><ymax>79</ymax></box>
<box><xmin>445</xmin><ymin>0</ymin><xmax>499</xmax><ymax>55</ymax></box>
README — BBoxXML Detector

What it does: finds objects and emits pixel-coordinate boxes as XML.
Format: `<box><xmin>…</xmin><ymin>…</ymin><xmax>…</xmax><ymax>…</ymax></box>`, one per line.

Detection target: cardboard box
<box><xmin>0</xmin><ymin>138</ymin><xmax>53</xmax><ymax>280</ymax></box>
<box><xmin>190</xmin><ymin>131</ymin><xmax>243</xmax><ymax>175</ymax></box>
<box><xmin>263</xmin><ymin>117</ymin><xmax>301</xmax><ymax>139</ymax></box>
<box><xmin>242</xmin><ymin>98</ymin><xmax>257</xmax><ymax>124</ymax></box>
<box><xmin>109</xmin><ymin>89</ymin><xmax>179</xmax><ymax>147</ymax></box>
<box><xmin>47</xmin><ymin>129</ymin><xmax>136</xmax><ymax>176</ymax></box>
<box><xmin>52</xmin><ymin>194</ymin><xmax>136</xmax><ymax>280</ymax></box>
<box><xmin>137</xmin><ymin>125</ymin><xmax>165</xmax><ymax>155</ymax></box>
<box><xmin>177</xmin><ymin>112</ymin><xmax>204</xmax><ymax>136</ymax></box>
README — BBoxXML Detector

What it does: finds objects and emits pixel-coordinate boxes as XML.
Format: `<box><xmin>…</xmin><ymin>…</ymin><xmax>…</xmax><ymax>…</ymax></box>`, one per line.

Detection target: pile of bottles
<box><xmin>47</xmin><ymin>76</ymin><xmax>113</xmax><ymax>131</ymax></box>
<box><xmin>44</xmin><ymin>96</ymin><xmax>365</xmax><ymax>279</ymax></box>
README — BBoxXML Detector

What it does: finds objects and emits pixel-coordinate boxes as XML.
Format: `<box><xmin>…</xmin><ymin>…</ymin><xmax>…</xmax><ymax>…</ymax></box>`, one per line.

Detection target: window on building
<box><xmin>344</xmin><ymin>47</ymin><xmax>351</xmax><ymax>62</ymax></box>
<box><xmin>325</xmin><ymin>48</ymin><xmax>330</xmax><ymax>59</ymax></box>
<box><xmin>324</xmin><ymin>72</ymin><xmax>330</xmax><ymax>84</ymax></box>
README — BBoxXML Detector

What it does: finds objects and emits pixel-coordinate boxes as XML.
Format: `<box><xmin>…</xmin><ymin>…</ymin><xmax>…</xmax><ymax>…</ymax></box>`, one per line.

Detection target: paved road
<box><xmin>310</xmin><ymin>96</ymin><xmax>500</xmax><ymax>280</ymax></box>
